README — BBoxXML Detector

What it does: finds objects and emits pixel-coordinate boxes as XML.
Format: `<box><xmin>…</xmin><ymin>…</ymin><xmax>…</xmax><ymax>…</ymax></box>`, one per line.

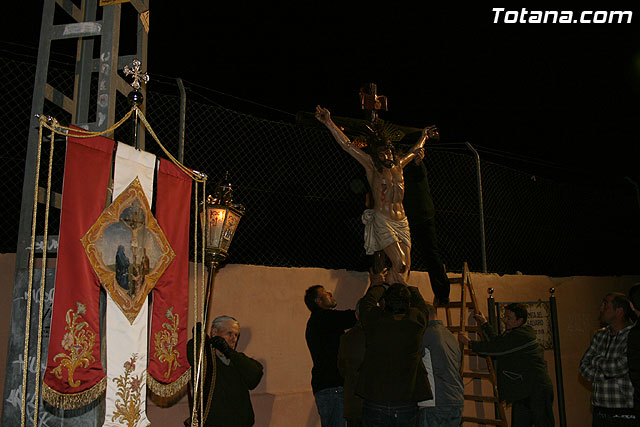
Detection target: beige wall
<box><xmin>1</xmin><ymin>255</ymin><xmax>638</xmax><ymax>426</ymax></box>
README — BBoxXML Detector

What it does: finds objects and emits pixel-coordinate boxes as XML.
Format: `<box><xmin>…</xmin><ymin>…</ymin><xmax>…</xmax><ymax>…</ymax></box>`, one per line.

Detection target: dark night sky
<box><xmin>3</xmin><ymin>3</ymin><xmax>640</xmax><ymax>179</ymax></box>
<box><xmin>148</xmin><ymin>4</ymin><xmax>640</xmax><ymax>180</ymax></box>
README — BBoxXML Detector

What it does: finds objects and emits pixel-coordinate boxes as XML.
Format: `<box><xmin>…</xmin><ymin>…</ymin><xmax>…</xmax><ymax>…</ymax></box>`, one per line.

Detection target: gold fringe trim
<box><xmin>41</xmin><ymin>376</ymin><xmax>106</xmax><ymax>410</ymax></box>
<box><xmin>146</xmin><ymin>368</ymin><xmax>191</xmax><ymax>398</ymax></box>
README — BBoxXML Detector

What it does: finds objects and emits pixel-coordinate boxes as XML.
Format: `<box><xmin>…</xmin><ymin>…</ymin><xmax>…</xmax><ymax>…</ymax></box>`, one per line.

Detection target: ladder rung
<box><xmin>464</xmin><ymin>394</ymin><xmax>499</xmax><ymax>403</ymax></box>
<box><xmin>446</xmin><ymin>263</ymin><xmax>506</xmax><ymax>425</ymax></box>
<box><xmin>462</xmin><ymin>416</ymin><xmax>507</xmax><ymax>426</ymax></box>
<box><xmin>446</xmin><ymin>301</ymin><xmax>474</xmax><ymax>309</ymax></box>
<box><xmin>462</xmin><ymin>371</ymin><xmax>492</xmax><ymax>379</ymax></box>
<box><xmin>448</xmin><ymin>326</ymin><xmax>482</xmax><ymax>333</ymax></box>
<box><xmin>464</xmin><ymin>348</ymin><xmax>492</xmax><ymax>356</ymax></box>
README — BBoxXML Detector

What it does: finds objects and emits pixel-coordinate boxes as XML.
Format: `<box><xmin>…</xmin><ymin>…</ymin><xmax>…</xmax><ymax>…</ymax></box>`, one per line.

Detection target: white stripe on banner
<box><xmin>104</xmin><ymin>143</ymin><xmax>156</xmax><ymax>427</ymax></box>
<box><xmin>113</xmin><ymin>142</ymin><xmax>155</xmax><ymax>201</ymax></box>
<box><xmin>104</xmin><ymin>293</ymin><xmax>150</xmax><ymax>427</ymax></box>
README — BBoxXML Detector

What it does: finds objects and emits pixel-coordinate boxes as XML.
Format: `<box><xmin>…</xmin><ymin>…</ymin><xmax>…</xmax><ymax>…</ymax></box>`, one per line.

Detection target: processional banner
<box><xmin>43</xmin><ymin>134</ymin><xmax>193</xmax><ymax>421</ymax></box>
<box><xmin>42</xmin><ymin>130</ymin><xmax>113</xmax><ymax>408</ymax></box>
<box><xmin>147</xmin><ymin>159</ymin><xmax>192</xmax><ymax>396</ymax></box>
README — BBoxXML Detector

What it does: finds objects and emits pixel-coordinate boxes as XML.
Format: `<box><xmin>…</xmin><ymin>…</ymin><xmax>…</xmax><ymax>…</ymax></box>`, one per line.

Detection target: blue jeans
<box><xmin>362</xmin><ymin>400</ymin><xmax>418</xmax><ymax>427</ymax></box>
<box><xmin>314</xmin><ymin>386</ymin><xmax>346</xmax><ymax>427</ymax></box>
<box><xmin>418</xmin><ymin>405</ymin><xmax>463</xmax><ymax>427</ymax></box>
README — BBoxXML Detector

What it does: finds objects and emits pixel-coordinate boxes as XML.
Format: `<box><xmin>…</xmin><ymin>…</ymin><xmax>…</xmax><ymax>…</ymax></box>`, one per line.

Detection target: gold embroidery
<box><xmin>51</xmin><ymin>302</ymin><xmax>96</xmax><ymax>387</ymax></box>
<box><xmin>111</xmin><ymin>354</ymin><xmax>144</xmax><ymax>427</ymax></box>
<box><xmin>81</xmin><ymin>178</ymin><xmax>175</xmax><ymax>324</ymax></box>
<box><xmin>153</xmin><ymin>307</ymin><xmax>181</xmax><ymax>378</ymax></box>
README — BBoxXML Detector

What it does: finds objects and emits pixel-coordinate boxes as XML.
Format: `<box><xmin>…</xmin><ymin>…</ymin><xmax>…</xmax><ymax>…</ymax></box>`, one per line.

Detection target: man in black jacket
<box><xmin>398</xmin><ymin>141</ymin><xmax>450</xmax><ymax>306</ymax></box>
<box><xmin>187</xmin><ymin>316</ymin><xmax>264</xmax><ymax>427</ymax></box>
<box><xmin>357</xmin><ymin>283</ymin><xmax>432</xmax><ymax>426</ymax></box>
<box><xmin>459</xmin><ymin>304</ymin><xmax>554</xmax><ymax>427</ymax></box>
<box><xmin>305</xmin><ymin>285</ymin><xmax>357</xmax><ymax>426</ymax></box>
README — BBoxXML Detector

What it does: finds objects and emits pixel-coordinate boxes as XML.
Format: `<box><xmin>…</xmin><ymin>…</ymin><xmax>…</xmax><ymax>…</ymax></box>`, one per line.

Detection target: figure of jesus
<box><xmin>315</xmin><ymin>105</ymin><xmax>436</xmax><ymax>284</ymax></box>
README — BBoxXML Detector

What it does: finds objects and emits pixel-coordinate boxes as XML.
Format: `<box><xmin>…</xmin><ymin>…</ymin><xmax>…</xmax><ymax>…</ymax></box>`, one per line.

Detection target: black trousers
<box><xmin>511</xmin><ymin>387</ymin><xmax>555</xmax><ymax>427</ymax></box>
<box><xmin>409</xmin><ymin>218</ymin><xmax>450</xmax><ymax>300</ymax></box>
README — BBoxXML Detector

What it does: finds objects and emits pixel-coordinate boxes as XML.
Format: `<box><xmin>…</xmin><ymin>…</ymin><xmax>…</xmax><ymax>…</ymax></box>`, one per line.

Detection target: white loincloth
<box><xmin>361</xmin><ymin>209</ymin><xmax>411</xmax><ymax>255</ymax></box>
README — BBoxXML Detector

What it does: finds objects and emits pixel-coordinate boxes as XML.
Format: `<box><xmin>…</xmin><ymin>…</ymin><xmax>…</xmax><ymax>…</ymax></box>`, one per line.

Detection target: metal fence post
<box><xmin>486</xmin><ymin>287</ymin><xmax>501</xmax><ymax>420</ymax></box>
<box><xmin>177</xmin><ymin>78</ymin><xmax>186</xmax><ymax>163</ymax></box>
<box><xmin>487</xmin><ymin>287</ymin><xmax>497</xmax><ymax>328</ymax></box>
<box><xmin>549</xmin><ymin>287</ymin><xmax>567</xmax><ymax>427</ymax></box>
<box><xmin>465</xmin><ymin>142</ymin><xmax>487</xmax><ymax>272</ymax></box>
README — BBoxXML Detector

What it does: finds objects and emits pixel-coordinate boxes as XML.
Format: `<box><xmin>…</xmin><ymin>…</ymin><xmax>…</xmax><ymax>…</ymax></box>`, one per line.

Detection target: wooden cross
<box><xmin>359</xmin><ymin>82</ymin><xmax>388</xmax><ymax>125</ymax></box>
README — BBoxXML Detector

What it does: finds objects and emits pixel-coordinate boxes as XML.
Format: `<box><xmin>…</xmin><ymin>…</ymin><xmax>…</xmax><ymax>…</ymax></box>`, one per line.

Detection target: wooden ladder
<box><xmin>443</xmin><ymin>262</ymin><xmax>508</xmax><ymax>427</ymax></box>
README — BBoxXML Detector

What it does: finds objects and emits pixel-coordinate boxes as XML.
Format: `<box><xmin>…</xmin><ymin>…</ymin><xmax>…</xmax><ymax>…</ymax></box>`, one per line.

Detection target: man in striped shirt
<box><xmin>580</xmin><ymin>292</ymin><xmax>637</xmax><ymax>426</ymax></box>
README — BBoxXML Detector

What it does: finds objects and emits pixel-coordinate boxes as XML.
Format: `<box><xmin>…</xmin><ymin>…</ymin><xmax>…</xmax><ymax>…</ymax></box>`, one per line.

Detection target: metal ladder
<box><xmin>443</xmin><ymin>262</ymin><xmax>508</xmax><ymax>426</ymax></box>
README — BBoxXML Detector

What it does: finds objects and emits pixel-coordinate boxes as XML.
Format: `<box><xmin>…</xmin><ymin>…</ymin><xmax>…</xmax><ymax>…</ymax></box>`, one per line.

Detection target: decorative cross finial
<box><xmin>123</xmin><ymin>59</ymin><xmax>149</xmax><ymax>91</ymax></box>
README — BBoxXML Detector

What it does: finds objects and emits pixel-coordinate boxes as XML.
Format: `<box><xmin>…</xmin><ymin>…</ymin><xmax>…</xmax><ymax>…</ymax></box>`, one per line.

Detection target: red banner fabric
<box><xmin>42</xmin><ymin>131</ymin><xmax>114</xmax><ymax>409</ymax></box>
<box><xmin>147</xmin><ymin>159</ymin><xmax>192</xmax><ymax>397</ymax></box>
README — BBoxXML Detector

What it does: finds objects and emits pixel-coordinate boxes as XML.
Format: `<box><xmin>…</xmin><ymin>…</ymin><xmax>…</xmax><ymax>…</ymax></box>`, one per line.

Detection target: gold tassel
<box><xmin>41</xmin><ymin>376</ymin><xmax>106</xmax><ymax>410</ymax></box>
<box><xmin>146</xmin><ymin>368</ymin><xmax>190</xmax><ymax>399</ymax></box>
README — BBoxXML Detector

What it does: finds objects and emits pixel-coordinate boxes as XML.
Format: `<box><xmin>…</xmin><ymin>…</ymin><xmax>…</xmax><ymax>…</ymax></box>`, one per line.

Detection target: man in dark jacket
<box><xmin>357</xmin><ymin>283</ymin><xmax>432</xmax><ymax>426</ymax></box>
<box><xmin>187</xmin><ymin>316</ymin><xmax>264</xmax><ymax>427</ymax></box>
<box><xmin>399</xmin><ymin>142</ymin><xmax>450</xmax><ymax>306</ymax></box>
<box><xmin>459</xmin><ymin>303</ymin><xmax>554</xmax><ymax>427</ymax></box>
<box><xmin>305</xmin><ymin>285</ymin><xmax>357</xmax><ymax>426</ymax></box>
<box><xmin>338</xmin><ymin>303</ymin><xmax>366</xmax><ymax>427</ymax></box>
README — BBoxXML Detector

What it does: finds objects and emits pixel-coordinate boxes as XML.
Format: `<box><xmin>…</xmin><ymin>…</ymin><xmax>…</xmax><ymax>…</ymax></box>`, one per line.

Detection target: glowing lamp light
<box><xmin>201</xmin><ymin>176</ymin><xmax>245</xmax><ymax>267</ymax></box>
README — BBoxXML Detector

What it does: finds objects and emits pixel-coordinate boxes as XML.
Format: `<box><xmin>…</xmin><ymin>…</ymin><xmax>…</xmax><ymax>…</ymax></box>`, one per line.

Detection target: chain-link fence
<box><xmin>1</xmin><ymin>50</ymin><xmax>638</xmax><ymax>276</ymax></box>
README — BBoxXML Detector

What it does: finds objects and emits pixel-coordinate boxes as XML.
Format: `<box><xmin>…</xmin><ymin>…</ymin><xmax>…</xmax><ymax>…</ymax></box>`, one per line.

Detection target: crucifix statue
<box><xmin>316</xmin><ymin>84</ymin><xmax>438</xmax><ymax>285</ymax></box>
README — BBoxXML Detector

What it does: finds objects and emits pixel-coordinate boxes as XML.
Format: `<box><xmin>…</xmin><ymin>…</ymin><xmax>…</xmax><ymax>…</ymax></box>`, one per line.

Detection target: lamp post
<box><xmin>201</xmin><ymin>176</ymin><xmax>245</xmax><ymax>328</ymax></box>
<box><xmin>191</xmin><ymin>175</ymin><xmax>244</xmax><ymax>426</ymax></box>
